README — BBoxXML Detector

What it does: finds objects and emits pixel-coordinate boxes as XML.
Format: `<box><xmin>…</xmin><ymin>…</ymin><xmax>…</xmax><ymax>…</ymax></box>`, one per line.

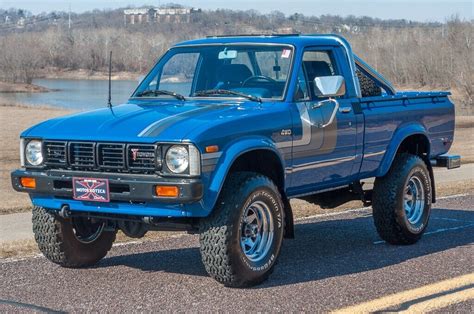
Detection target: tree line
<box><xmin>0</xmin><ymin>8</ymin><xmax>471</xmax><ymax>110</ymax></box>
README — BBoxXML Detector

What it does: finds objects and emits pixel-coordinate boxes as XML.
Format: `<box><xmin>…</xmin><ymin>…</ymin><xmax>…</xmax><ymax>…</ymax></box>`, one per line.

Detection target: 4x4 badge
<box><xmin>280</xmin><ymin>129</ymin><xmax>292</xmax><ymax>136</ymax></box>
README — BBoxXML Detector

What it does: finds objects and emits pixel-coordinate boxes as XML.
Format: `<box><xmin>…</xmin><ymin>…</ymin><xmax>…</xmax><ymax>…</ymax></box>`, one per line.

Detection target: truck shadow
<box><xmin>97</xmin><ymin>207</ymin><xmax>474</xmax><ymax>287</ymax></box>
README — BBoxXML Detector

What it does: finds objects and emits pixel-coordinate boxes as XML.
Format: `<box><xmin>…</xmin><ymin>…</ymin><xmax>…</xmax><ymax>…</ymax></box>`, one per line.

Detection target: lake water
<box><xmin>1</xmin><ymin>79</ymin><xmax>139</xmax><ymax>110</ymax></box>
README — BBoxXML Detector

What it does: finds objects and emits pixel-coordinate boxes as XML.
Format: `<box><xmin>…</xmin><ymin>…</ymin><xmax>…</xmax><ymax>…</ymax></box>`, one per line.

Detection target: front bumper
<box><xmin>11</xmin><ymin>169</ymin><xmax>203</xmax><ymax>204</ymax></box>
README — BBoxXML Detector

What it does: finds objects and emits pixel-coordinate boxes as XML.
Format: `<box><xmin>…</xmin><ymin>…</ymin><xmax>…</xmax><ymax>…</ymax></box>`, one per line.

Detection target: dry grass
<box><xmin>0</xmin><ymin>104</ymin><xmax>472</xmax><ymax>215</ymax></box>
<box><xmin>0</xmin><ymin>104</ymin><xmax>72</xmax><ymax>213</ymax></box>
<box><xmin>451</xmin><ymin>117</ymin><xmax>474</xmax><ymax>164</ymax></box>
<box><xmin>0</xmin><ymin>238</ymin><xmax>39</xmax><ymax>259</ymax></box>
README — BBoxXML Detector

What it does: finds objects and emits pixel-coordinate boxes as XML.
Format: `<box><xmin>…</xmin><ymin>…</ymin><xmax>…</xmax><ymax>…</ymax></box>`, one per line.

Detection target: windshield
<box><xmin>132</xmin><ymin>44</ymin><xmax>294</xmax><ymax>101</ymax></box>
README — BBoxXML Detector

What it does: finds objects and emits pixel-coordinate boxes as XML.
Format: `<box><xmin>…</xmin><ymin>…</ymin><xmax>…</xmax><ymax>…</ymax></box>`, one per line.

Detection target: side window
<box><xmin>302</xmin><ymin>50</ymin><xmax>338</xmax><ymax>98</ymax></box>
<box><xmin>356</xmin><ymin>68</ymin><xmax>382</xmax><ymax>97</ymax></box>
<box><xmin>295</xmin><ymin>66</ymin><xmax>309</xmax><ymax>101</ymax></box>
<box><xmin>159</xmin><ymin>53</ymin><xmax>200</xmax><ymax>96</ymax></box>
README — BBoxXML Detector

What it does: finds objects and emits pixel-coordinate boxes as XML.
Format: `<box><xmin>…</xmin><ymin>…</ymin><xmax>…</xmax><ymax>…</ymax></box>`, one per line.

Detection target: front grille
<box><xmin>44</xmin><ymin>141</ymin><xmax>67</xmax><ymax>166</ymax></box>
<box><xmin>69</xmin><ymin>142</ymin><xmax>95</xmax><ymax>168</ymax></box>
<box><xmin>43</xmin><ymin>141</ymin><xmax>157</xmax><ymax>174</ymax></box>
<box><xmin>98</xmin><ymin>143</ymin><xmax>125</xmax><ymax>169</ymax></box>
<box><xmin>128</xmin><ymin>144</ymin><xmax>157</xmax><ymax>172</ymax></box>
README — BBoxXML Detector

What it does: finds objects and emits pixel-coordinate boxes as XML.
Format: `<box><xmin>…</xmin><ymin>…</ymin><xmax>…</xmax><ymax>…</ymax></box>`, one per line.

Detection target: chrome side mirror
<box><xmin>313</xmin><ymin>75</ymin><xmax>346</xmax><ymax>98</ymax></box>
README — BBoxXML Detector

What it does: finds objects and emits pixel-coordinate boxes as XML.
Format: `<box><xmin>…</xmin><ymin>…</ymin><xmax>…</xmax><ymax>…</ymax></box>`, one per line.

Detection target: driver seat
<box><xmin>215</xmin><ymin>64</ymin><xmax>253</xmax><ymax>89</ymax></box>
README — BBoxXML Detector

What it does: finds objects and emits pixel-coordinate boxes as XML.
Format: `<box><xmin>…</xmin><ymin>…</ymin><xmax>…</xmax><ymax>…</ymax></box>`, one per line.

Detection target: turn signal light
<box><xmin>20</xmin><ymin>177</ymin><xmax>36</xmax><ymax>189</ymax></box>
<box><xmin>205</xmin><ymin>145</ymin><xmax>219</xmax><ymax>153</ymax></box>
<box><xmin>156</xmin><ymin>185</ymin><xmax>179</xmax><ymax>197</ymax></box>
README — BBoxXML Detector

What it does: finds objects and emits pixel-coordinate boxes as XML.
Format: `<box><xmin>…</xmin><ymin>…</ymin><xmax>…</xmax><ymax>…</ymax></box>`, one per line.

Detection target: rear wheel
<box><xmin>32</xmin><ymin>206</ymin><xmax>116</xmax><ymax>267</ymax></box>
<box><xmin>199</xmin><ymin>172</ymin><xmax>285</xmax><ymax>288</ymax></box>
<box><xmin>372</xmin><ymin>154</ymin><xmax>432</xmax><ymax>244</ymax></box>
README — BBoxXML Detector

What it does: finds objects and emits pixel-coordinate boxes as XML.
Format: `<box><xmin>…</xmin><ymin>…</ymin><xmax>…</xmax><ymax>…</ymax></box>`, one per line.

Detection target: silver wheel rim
<box><xmin>72</xmin><ymin>218</ymin><xmax>105</xmax><ymax>244</ymax></box>
<box><xmin>404</xmin><ymin>175</ymin><xmax>425</xmax><ymax>225</ymax></box>
<box><xmin>240</xmin><ymin>200</ymin><xmax>274</xmax><ymax>263</ymax></box>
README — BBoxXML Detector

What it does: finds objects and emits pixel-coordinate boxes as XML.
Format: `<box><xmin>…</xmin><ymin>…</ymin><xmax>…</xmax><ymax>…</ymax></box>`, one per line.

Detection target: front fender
<box><xmin>376</xmin><ymin>123</ymin><xmax>428</xmax><ymax>177</ymax></box>
<box><xmin>202</xmin><ymin>136</ymin><xmax>285</xmax><ymax>212</ymax></box>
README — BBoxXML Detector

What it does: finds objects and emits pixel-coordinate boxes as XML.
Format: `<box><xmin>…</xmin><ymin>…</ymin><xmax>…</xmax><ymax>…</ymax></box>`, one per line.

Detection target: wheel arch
<box><xmin>204</xmin><ymin>137</ymin><xmax>294</xmax><ymax>238</ymax></box>
<box><xmin>377</xmin><ymin>124</ymin><xmax>430</xmax><ymax>177</ymax></box>
<box><xmin>376</xmin><ymin>124</ymin><xmax>435</xmax><ymax>202</ymax></box>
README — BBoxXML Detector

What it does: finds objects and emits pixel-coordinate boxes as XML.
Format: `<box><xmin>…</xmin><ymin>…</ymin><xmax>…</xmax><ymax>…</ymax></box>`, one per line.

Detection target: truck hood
<box><xmin>22</xmin><ymin>100</ymin><xmax>245</xmax><ymax>143</ymax></box>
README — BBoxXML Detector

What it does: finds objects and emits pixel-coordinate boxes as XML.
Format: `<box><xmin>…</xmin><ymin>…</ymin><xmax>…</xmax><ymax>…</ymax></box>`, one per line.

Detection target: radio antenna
<box><xmin>107</xmin><ymin>50</ymin><xmax>112</xmax><ymax>108</ymax></box>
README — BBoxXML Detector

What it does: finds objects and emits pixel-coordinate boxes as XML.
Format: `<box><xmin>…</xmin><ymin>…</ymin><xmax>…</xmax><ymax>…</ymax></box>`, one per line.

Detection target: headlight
<box><xmin>25</xmin><ymin>140</ymin><xmax>43</xmax><ymax>166</ymax></box>
<box><xmin>164</xmin><ymin>144</ymin><xmax>200</xmax><ymax>175</ymax></box>
<box><xmin>166</xmin><ymin>145</ymin><xmax>189</xmax><ymax>174</ymax></box>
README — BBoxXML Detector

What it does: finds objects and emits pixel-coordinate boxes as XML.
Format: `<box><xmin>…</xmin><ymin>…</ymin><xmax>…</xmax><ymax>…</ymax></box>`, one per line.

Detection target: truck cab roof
<box><xmin>174</xmin><ymin>34</ymin><xmax>351</xmax><ymax>49</ymax></box>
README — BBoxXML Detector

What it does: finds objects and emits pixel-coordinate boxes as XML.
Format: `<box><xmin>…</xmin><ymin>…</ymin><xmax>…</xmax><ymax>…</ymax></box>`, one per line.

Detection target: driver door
<box><xmin>290</xmin><ymin>48</ymin><xmax>357</xmax><ymax>193</ymax></box>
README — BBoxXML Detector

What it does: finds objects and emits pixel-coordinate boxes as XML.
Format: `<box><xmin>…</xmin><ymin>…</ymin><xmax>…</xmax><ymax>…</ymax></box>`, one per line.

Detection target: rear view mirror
<box><xmin>313</xmin><ymin>75</ymin><xmax>346</xmax><ymax>98</ymax></box>
<box><xmin>218</xmin><ymin>49</ymin><xmax>238</xmax><ymax>60</ymax></box>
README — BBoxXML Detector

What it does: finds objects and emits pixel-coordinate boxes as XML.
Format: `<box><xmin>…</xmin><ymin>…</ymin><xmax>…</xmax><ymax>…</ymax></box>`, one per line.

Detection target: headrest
<box><xmin>217</xmin><ymin>64</ymin><xmax>253</xmax><ymax>83</ymax></box>
<box><xmin>304</xmin><ymin>61</ymin><xmax>332</xmax><ymax>80</ymax></box>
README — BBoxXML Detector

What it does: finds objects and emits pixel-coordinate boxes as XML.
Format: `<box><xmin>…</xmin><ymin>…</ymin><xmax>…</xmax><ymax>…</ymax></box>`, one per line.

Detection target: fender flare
<box><xmin>202</xmin><ymin>136</ymin><xmax>286</xmax><ymax>212</ymax></box>
<box><xmin>376</xmin><ymin>123</ymin><xmax>430</xmax><ymax>178</ymax></box>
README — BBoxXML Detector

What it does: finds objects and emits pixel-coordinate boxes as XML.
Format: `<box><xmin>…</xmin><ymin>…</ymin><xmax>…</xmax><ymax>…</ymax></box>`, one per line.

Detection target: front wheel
<box><xmin>199</xmin><ymin>172</ymin><xmax>285</xmax><ymax>288</ymax></box>
<box><xmin>32</xmin><ymin>206</ymin><xmax>116</xmax><ymax>267</ymax></box>
<box><xmin>372</xmin><ymin>154</ymin><xmax>432</xmax><ymax>244</ymax></box>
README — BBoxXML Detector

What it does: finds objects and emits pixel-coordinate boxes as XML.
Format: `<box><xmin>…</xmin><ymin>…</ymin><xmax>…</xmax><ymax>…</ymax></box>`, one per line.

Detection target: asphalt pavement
<box><xmin>1</xmin><ymin>195</ymin><xmax>473</xmax><ymax>312</ymax></box>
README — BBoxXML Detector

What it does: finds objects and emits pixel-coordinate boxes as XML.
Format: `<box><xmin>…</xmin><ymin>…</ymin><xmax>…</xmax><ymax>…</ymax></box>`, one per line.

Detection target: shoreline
<box><xmin>0</xmin><ymin>81</ymin><xmax>53</xmax><ymax>93</ymax></box>
<box><xmin>37</xmin><ymin>68</ymin><xmax>142</xmax><ymax>81</ymax></box>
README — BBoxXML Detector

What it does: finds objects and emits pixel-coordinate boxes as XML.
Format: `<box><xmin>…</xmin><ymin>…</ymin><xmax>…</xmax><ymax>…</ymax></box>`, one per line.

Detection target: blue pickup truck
<box><xmin>12</xmin><ymin>34</ymin><xmax>460</xmax><ymax>287</ymax></box>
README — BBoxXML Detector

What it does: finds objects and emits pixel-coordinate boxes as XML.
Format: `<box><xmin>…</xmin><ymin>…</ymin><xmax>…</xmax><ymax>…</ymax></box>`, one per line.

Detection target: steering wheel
<box><xmin>242</xmin><ymin>75</ymin><xmax>276</xmax><ymax>86</ymax></box>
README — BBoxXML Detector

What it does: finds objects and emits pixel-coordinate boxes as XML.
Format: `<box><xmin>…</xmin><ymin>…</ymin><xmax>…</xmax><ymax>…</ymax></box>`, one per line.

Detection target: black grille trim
<box><xmin>127</xmin><ymin>144</ymin><xmax>158</xmax><ymax>173</ymax></box>
<box><xmin>44</xmin><ymin>141</ymin><xmax>67</xmax><ymax>166</ymax></box>
<box><xmin>97</xmin><ymin>143</ymin><xmax>126</xmax><ymax>170</ymax></box>
<box><xmin>69</xmin><ymin>142</ymin><xmax>96</xmax><ymax>168</ymax></box>
<box><xmin>41</xmin><ymin>141</ymin><xmax>160</xmax><ymax>174</ymax></box>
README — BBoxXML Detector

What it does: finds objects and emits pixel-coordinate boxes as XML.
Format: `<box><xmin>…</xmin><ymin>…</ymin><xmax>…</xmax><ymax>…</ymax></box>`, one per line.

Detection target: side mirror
<box><xmin>313</xmin><ymin>75</ymin><xmax>346</xmax><ymax>98</ymax></box>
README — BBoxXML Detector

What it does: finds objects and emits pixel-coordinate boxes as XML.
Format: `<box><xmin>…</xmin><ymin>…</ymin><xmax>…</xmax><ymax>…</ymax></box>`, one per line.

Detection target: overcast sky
<box><xmin>1</xmin><ymin>0</ymin><xmax>472</xmax><ymax>22</ymax></box>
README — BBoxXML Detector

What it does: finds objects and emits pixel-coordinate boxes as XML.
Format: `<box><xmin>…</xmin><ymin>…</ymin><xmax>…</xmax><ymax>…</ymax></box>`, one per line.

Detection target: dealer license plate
<box><xmin>72</xmin><ymin>177</ymin><xmax>110</xmax><ymax>202</ymax></box>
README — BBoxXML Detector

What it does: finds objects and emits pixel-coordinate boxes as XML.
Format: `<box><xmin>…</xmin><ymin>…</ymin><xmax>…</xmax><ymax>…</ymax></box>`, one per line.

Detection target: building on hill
<box><xmin>124</xmin><ymin>7</ymin><xmax>201</xmax><ymax>25</ymax></box>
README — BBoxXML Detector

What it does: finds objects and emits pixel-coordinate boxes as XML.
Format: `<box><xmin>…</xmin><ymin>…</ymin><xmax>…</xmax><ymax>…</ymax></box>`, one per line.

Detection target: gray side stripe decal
<box><xmin>276</xmin><ymin>102</ymin><xmax>312</xmax><ymax>149</ymax></box>
<box><xmin>138</xmin><ymin>105</ymin><xmax>225</xmax><ymax>137</ymax></box>
<box><xmin>202</xmin><ymin>152</ymin><xmax>223</xmax><ymax>160</ymax></box>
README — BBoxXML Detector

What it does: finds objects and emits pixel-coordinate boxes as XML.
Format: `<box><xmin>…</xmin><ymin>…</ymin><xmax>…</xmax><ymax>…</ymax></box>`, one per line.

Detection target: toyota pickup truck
<box><xmin>11</xmin><ymin>34</ymin><xmax>460</xmax><ymax>287</ymax></box>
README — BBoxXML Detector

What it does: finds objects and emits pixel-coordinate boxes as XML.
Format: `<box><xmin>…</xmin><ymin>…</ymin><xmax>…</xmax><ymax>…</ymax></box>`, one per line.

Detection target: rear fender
<box><xmin>376</xmin><ymin>123</ymin><xmax>428</xmax><ymax>177</ymax></box>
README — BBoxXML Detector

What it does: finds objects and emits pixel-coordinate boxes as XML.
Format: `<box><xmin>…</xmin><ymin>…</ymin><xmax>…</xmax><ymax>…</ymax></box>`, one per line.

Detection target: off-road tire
<box><xmin>199</xmin><ymin>172</ymin><xmax>285</xmax><ymax>288</ymax></box>
<box><xmin>372</xmin><ymin>154</ymin><xmax>432</xmax><ymax>245</ymax></box>
<box><xmin>357</xmin><ymin>70</ymin><xmax>382</xmax><ymax>97</ymax></box>
<box><xmin>32</xmin><ymin>206</ymin><xmax>116</xmax><ymax>267</ymax></box>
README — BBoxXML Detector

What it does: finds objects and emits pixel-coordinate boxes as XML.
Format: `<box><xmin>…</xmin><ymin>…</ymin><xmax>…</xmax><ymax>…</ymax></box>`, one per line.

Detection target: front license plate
<box><xmin>73</xmin><ymin>177</ymin><xmax>110</xmax><ymax>202</ymax></box>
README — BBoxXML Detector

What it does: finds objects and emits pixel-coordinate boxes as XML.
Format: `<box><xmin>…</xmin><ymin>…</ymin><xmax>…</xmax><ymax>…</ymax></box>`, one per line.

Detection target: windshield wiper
<box><xmin>193</xmin><ymin>89</ymin><xmax>262</xmax><ymax>103</ymax></box>
<box><xmin>135</xmin><ymin>89</ymin><xmax>186</xmax><ymax>101</ymax></box>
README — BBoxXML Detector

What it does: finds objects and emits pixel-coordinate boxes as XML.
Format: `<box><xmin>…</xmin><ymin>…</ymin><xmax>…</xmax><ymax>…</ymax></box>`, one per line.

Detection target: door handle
<box><xmin>339</xmin><ymin>107</ymin><xmax>352</xmax><ymax>113</ymax></box>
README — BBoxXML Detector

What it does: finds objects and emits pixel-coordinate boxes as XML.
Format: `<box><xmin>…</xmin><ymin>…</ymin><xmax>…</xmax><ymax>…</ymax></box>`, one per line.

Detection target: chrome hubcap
<box><xmin>240</xmin><ymin>200</ymin><xmax>274</xmax><ymax>262</ymax></box>
<box><xmin>404</xmin><ymin>176</ymin><xmax>425</xmax><ymax>225</ymax></box>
